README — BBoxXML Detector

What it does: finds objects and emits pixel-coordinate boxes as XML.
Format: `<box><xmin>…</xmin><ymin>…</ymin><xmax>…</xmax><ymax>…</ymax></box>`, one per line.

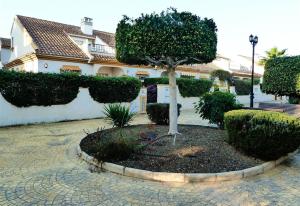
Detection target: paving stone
<box><xmin>0</xmin><ymin>111</ymin><xmax>299</xmax><ymax>205</ymax></box>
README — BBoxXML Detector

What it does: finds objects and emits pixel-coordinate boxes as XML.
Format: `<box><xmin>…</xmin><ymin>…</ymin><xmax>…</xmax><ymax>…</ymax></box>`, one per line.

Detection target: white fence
<box><xmin>0</xmin><ymin>88</ymin><xmax>146</xmax><ymax>127</ymax></box>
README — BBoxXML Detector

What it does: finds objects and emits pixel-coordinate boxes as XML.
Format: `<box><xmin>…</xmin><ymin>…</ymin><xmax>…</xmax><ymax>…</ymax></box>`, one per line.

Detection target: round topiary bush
<box><xmin>146</xmin><ymin>103</ymin><xmax>181</xmax><ymax>125</ymax></box>
<box><xmin>224</xmin><ymin>109</ymin><xmax>300</xmax><ymax>160</ymax></box>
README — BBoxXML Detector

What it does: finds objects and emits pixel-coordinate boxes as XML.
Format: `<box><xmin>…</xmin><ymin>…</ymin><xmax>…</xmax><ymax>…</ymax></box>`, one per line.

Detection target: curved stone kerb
<box><xmin>77</xmin><ymin>144</ymin><xmax>298</xmax><ymax>183</ymax></box>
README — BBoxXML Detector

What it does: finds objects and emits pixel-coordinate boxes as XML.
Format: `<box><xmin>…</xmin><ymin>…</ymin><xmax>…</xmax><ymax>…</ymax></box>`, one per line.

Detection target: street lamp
<box><xmin>249</xmin><ymin>34</ymin><xmax>258</xmax><ymax>108</ymax></box>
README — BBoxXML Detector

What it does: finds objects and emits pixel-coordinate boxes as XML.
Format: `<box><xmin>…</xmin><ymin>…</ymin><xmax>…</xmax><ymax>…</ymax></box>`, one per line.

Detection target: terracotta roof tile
<box><xmin>93</xmin><ymin>30</ymin><xmax>115</xmax><ymax>47</ymax></box>
<box><xmin>16</xmin><ymin>15</ymin><xmax>115</xmax><ymax>60</ymax></box>
<box><xmin>0</xmin><ymin>38</ymin><xmax>11</xmax><ymax>48</ymax></box>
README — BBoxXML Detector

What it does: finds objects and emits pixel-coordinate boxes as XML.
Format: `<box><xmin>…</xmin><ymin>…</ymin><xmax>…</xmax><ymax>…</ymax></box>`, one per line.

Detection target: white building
<box><xmin>0</xmin><ymin>15</ymin><xmax>263</xmax><ymax>81</ymax></box>
<box><xmin>0</xmin><ymin>38</ymin><xmax>11</xmax><ymax>68</ymax></box>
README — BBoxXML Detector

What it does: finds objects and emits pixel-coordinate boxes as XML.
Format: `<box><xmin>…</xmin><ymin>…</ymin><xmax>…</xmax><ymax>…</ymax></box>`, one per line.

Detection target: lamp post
<box><xmin>249</xmin><ymin>34</ymin><xmax>258</xmax><ymax>108</ymax></box>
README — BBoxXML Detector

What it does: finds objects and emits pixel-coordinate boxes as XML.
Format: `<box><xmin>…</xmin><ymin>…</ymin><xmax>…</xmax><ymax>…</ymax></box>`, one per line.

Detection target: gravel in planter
<box><xmin>80</xmin><ymin>125</ymin><xmax>264</xmax><ymax>173</ymax></box>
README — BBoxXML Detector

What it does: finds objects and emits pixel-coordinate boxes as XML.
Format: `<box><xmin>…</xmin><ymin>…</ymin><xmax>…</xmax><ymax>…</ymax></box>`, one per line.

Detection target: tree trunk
<box><xmin>168</xmin><ymin>68</ymin><xmax>178</xmax><ymax>135</ymax></box>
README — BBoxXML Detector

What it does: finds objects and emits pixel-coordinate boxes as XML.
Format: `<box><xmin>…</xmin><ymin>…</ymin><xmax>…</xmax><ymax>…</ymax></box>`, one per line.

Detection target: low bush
<box><xmin>195</xmin><ymin>91</ymin><xmax>242</xmax><ymax>128</ymax></box>
<box><xmin>289</xmin><ymin>95</ymin><xmax>300</xmax><ymax>104</ymax></box>
<box><xmin>0</xmin><ymin>70</ymin><xmax>141</xmax><ymax>107</ymax></box>
<box><xmin>143</xmin><ymin>77</ymin><xmax>212</xmax><ymax>97</ymax></box>
<box><xmin>224</xmin><ymin>109</ymin><xmax>300</xmax><ymax>160</ymax></box>
<box><xmin>146</xmin><ymin>103</ymin><xmax>182</xmax><ymax>125</ymax></box>
<box><xmin>82</xmin><ymin>130</ymin><xmax>139</xmax><ymax>162</ymax></box>
<box><xmin>103</xmin><ymin>104</ymin><xmax>135</xmax><ymax>127</ymax></box>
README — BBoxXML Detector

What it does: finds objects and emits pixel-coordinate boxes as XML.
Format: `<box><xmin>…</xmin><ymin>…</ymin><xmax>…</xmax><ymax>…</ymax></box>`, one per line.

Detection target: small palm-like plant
<box><xmin>103</xmin><ymin>104</ymin><xmax>135</xmax><ymax>127</ymax></box>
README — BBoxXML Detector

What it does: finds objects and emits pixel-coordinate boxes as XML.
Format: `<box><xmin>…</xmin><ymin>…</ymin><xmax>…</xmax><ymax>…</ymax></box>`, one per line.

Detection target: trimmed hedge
<box><xmin>262</xmin><ymin>56</ymin><xmax>300</xmax><ymax>96</ymax></box>
<box><xmin>0</xmin><ymin>70</ymin><xmax>80</xmax><ymax>107</ymax></box>
<box><xmin>146</xmin><ymin>103</ymin><xmax>181</xmax><ymax>125</ymax></box>
<box><xmin>234</xmin><ymin>79</ymin><xmax>251</xmax><ymax>95</ymax></box>
<box><xmin>0</xmin><ymin>70</ymin><xmax>141</xmax><ymax>107</ymax></box>
<box><xmin>234</xmin><ymin>79</ymin><xmax>260</xmax><ymax>95</ymax></box>
<box><xmin>224</xmin><ymin>109</ymin><xmax>300</xmax><ymax>160</ymax></box>
<box><xmin>144</xmin><ymin>77</ymin><xmax>212</xmax><ymax>97</ymax></box>
<box><xmin>88</xmin><ymin>76</ymin><xmax>141</xmax><ymax>103</ymax></box>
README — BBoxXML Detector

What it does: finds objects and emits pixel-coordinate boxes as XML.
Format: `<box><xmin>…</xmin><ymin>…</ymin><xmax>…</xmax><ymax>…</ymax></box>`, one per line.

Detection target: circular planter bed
<box><xmin>78</xmin><ymin>124</ymin><xmax>297</xmax><ymax>182</ymax></box>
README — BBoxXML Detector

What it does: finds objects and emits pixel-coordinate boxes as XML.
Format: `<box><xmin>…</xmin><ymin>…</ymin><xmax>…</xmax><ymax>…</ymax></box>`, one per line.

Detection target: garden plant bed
<box><xmin>80</xmin><ymin>124</ymin><xmax>264</xmax><ymax>173</ymax></box>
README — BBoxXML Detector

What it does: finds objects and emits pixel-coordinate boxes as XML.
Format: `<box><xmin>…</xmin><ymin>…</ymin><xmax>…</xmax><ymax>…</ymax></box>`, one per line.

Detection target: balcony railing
<box><xmin>88</xmin><ymin>44</ymin><xmax>115</xmax><ymax>56</ymax></box>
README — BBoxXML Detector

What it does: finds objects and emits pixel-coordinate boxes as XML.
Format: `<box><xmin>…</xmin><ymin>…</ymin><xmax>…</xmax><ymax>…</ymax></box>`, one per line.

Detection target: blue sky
<box><xmin>1</xmin><ymin>0</ymin><xmax>299</xmax><ymax>57</ymax></box>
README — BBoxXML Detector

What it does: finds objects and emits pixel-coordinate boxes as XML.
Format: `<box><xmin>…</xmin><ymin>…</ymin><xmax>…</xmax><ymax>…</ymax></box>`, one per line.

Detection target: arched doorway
<box><xmin>97</xmin><ymin>66</ymin><xmax>125</xmax><ymax>77</ymax></box>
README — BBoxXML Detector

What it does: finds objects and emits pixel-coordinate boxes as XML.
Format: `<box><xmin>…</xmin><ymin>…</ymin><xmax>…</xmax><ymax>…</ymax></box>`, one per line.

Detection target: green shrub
<box><xmin>146</xmin><ymin>103</ymin><xmax>182</xmax><ymax>125</ymax></box>
<box><xmin>233</xmin><ymin>79</ymin><xmax>260</xmax><ymax>95</ymax></box>
<box><xmin>224</xmin><ymin>109</ymin><xmax>300</xmax><ymax>160</ymax></box>
<box><xmin>210</xmin><ymin>69</ymin><xmax>231</xmax><ymax>82</ymax></box>
<box><xmin>289</xmin><ymin>95</ymin><xmax>300</xmax><ymax>104</ymax></box>
<box><xmin>195</xmin><ymin>91</ymin><xmax>242</xmax><ymax>128</ymax></box>
<box><xmin>0</xmin><ymin>70</ymin><xmax>141</xmax><ymax>107</ymax></box>
<box><xmin>0</xmin><ymin>70</ymin><xmax>80</xmax><ymax>107</ymax></box>
<box><xmin>104</xmin><ymin>104</ymin><xmax>135</xmax><ymax>127</ymax></box>
<box><xmin>82</xmin><ymin>131</ymin><xmax>138</xmax><ymax>162</ymax></box>
<box><xmin>89</xmin><ymin>76</ymin><xmax>141</xmax><ymax>103</ymax></box>
<box><xmin>177</xmin><ymin>78</ymin><xmax>213</xmax><ymax>97</ymax></box>
<box><xmin>143</xmin><ymin>77</ymin><xmax>212</xmax><ymax>97</ymax></box>
<box><xmin>262</xmin><ymin>56</ymin><xmax>300</xmax><ymax>96</ymax></box>
<box><xmin>234</xmin><ymin>79</ymin><xmax>251</xmax><ymax>95</ymax></box>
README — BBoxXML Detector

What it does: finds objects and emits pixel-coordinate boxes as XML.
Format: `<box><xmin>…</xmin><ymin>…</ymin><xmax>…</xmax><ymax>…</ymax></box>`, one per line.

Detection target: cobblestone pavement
<box><xmin>0</xmin><ymin>110</ymin><xmax>299</xmax><ymax>206</ymax></box>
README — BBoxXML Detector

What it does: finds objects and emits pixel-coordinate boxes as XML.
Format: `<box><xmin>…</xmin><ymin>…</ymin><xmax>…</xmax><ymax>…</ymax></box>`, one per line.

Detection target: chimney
<box><xmin>81</xmin><ymin>17</ymin><xmax>93</xmax><ymax>35</ymax></box>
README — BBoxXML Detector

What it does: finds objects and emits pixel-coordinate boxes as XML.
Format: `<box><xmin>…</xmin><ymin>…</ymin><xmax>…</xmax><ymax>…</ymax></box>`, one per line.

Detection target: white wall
<box><xmin>0</xmin><ymin>87</ymin><xmax>144</xmax><ymax>127</ymax></box>
<box><xmin>157</xmin><ymin>84</ymin><xmax>198</xmax><ymax>110</ymax></box>
<box><xmin>157</xmin><ymin>84</ymin><xmax>277</xmax><ymax>110</ymax></box>
<box><xmin>0</xmin><ymin>48</ymin><xmax>11</xmax><ymax>66</ymax></box>
<box><xmin>38</xmin><ymin>59</ymin><xmax>94</xmax><ymax>75</ymax></box>
<box><xmin>24</xmin><ymin>59</ymin><xmax>39</xmax><ymax>72</ymax></box>
<box><xmin>234</xmin><ymin>85</ymin><xmax>275</xmax><ymax>106</ymax></box>
<box><xmin>9</xmin><ymin>19</ymin><xmax>35</xmax><ymax>62</ymax></box>
<box><xmin>130</xmin><ymin>88</ymin><xmax>147</xmax><ymax>113</ymax></box>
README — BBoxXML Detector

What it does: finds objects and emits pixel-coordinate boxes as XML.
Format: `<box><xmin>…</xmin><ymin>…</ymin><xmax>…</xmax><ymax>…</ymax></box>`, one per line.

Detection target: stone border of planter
<box><xmin>77</xmin><ymin>145</ymin><xmax>298</xmax><ymax>183</ymax></box>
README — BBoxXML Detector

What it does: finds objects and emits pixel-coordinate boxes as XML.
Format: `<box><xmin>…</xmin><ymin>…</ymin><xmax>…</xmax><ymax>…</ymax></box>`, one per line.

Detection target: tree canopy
<box><xmin>115</xmin><ymin>8</ymin><xmax>218</xmax><ymax>67</ymax></box>
<box><xmin>262</xmin><ymin>56</ymin><xmax>300</xmax><ymax>96</ymax></box>
<box><xmin>210</xmin><ymin>69</ymin><xmax>231</xmax><ymax>82</ymax></box>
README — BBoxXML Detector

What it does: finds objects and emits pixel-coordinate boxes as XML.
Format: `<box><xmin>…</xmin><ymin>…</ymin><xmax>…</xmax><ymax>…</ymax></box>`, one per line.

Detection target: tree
<box><xmin>115</xmin><ymin>8</ymin><xmax>217</xmax><ymax>135</ymax></box>
<box><xmin>259</xmin><ymin>47</ymin><xmax>287</xmax><ymax>66</ymax></box>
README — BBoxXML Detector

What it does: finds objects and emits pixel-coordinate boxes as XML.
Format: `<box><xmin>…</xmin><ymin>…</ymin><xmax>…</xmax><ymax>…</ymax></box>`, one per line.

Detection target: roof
<box><xmin>0</xmin><ymin>38</ymin><xmax>11</xmax><ymax>48</ymax></box>
<box><xmin>230</xmin><ymin>69</ymin><xmax>262</xmax><ymax>78</ymax></box>
<box><xmin>16</xmin><ymin>15</ymin><xmax>115</xmax><ymax>60</ymax></box>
